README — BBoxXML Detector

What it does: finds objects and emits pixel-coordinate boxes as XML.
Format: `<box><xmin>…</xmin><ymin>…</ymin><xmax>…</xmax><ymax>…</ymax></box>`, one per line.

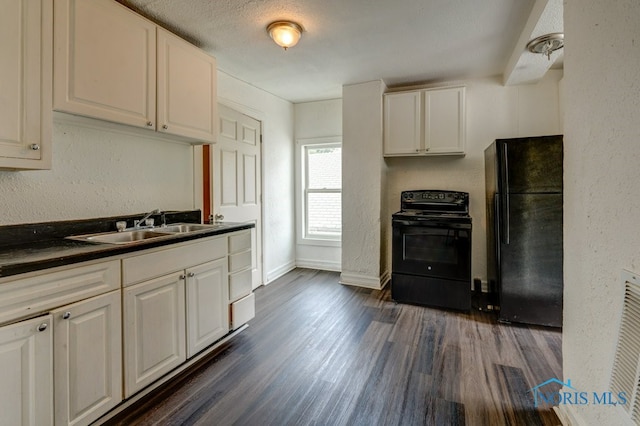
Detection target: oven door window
<box><xmin>393</xmin><ymin>224</ymin><xmax>471</xmax><ymax>281</ymax></box>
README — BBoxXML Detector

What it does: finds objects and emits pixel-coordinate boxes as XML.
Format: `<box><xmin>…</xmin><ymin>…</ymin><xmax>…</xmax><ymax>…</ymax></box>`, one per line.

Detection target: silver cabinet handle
<box><xmin>187</xmin><ymin>272</ymin><xmax>195</xmax><ymax>277</ymax></box>
<box><xmin>162</xmin><ymin>124</ymin><xmax>168</xmax><ymax>130</ymax></box>
<box><xmin>30</xmin><ymin>144</ymin><xmax>40</xmax><ymax>150</ymax></box>
<box><xmin>37</xmin><ymin>323</ymin><xmax>48</xmax><ymax>332</ymax></box>
<box><xmin>146</xmin><ymin>121</ymin><xmax>153</xmax><ymax>127</ymax></box>
<box><xmin>180</xmin><ymin>274</ymin><xmax>186</xmax><ymax>280</ymax></box>
<box><xmin>63</xmin><ymin>312</ymin><xmax>71</xmax><ymax>320</ymax></box>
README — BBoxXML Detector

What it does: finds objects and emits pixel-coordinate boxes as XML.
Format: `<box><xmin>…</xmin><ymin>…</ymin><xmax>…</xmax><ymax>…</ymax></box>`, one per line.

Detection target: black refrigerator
<box><xmin>485</xmin><ymin>135</ymin><xmax>563</xmax><ymax>327</ymax></box>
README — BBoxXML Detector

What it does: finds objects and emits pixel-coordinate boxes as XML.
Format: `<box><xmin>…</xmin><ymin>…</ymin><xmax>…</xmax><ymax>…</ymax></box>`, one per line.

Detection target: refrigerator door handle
<box><xmin>500</xmin><ymin>144</ymin><xmax>510</xmax><ymax>244</ymax></box>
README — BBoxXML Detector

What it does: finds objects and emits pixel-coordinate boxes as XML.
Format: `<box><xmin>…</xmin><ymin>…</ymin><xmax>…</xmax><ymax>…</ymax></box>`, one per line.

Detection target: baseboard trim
<box><xmin>340</xmin><ymin>271</ymin><xmax>388</xmax><ymax>290</ymax></box>
<box><xmin>554</xmin><ymin>403</ymin><xmax>585</xmax><ymax>426</ymax></box>
<box><xmin>266</xmin><ymin>260</ymin><xmax>296</xmax><ymax>284</ymax></box>
<box><xmin>296</xmin><ymin>258</ymin><xmax>341</xmax><ymax>272</ymax></box>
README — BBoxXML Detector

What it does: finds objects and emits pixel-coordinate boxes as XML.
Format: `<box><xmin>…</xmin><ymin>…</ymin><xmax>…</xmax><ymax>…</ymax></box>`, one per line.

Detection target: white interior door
<box><xmin>213</xmin><ymin>104</ymin><xmax>262</xmax><ymax>289</ymax></box>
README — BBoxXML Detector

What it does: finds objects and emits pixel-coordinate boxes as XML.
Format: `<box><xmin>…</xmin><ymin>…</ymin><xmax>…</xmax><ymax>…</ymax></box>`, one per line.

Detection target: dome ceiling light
<box><xmin>526</xmin><ymin>33</ymin><xmax>564</xmax><ymax>60</ymax></box>
<box><xmin>267</xmin><ymin>21</ymin><xmax>303</xmax><ymax>50</ymax></box>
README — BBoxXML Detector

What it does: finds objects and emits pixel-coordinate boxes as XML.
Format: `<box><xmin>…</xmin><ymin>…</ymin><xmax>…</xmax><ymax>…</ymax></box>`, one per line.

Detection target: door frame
<box><xmin>196</xmin><ymin>97</ymin><xmax>266</xmax><ymax>287</ymax></box>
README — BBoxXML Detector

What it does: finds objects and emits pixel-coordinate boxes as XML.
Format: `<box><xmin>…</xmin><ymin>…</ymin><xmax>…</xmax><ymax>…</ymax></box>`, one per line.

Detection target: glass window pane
<box><xmin>307</xmin><ymin>192</ymin><xmax>341</xmax><ymax>236</ymax></box>
<box><xmin>307</xmin><ymin>147</ymin><xmax>341</xmax><ymax>190</ymax></box>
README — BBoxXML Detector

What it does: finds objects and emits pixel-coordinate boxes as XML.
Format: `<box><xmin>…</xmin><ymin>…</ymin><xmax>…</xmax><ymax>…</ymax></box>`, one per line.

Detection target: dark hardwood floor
<box><xmin>107</xmin><ymin>268</ymin><xmax>562</xmax><ymax>426</ymax></box>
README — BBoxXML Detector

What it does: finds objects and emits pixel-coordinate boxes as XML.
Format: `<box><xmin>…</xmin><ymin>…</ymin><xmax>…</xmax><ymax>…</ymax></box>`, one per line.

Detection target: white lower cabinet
<box><xmin>0</xmin><ymin>231</ymin><xmax>255</xmax><ymax>424</ymax></box>
<box><xmin>53</xmin><ymin>290</ymin><xmax>122</xmax><ymax>426</ymax></box>
<box><xmin>228</xmin><ymin>230</ymin><xmax>255</xmax><ymax>329</ymax></box>
<box><xmin>123</xmin><ymin>272</ymin><xmax>186</xmax><ymax>398</ymax></box>
<box><xmin>230</xmin><ymin>293</ymin><xmax>255</xmax><ymax>331</ymax></box>
<box><xmin>186</xmin><ymin>259</ymin><xmax>229</xmax><ymax>357</ymax></box>
<box><xmin>0</xmin><ymin>314</ymin><xmax>53</xmax><ymax>426</ymax></box>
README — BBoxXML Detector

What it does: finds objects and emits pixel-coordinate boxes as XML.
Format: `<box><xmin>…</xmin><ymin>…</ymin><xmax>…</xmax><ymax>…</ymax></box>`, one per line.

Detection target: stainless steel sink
<box><xmin>66</xmin><ymin>222</ymin><xmax>227</xmax><ymax>245</ymax></box>
<box><xmin>159</xmin><ymin>223</ymin><xmax>226</xmax><ymax>233</ymax></box>
<box><xmin>68</xmin><ymin>229</ymin><xmax>173</xmax><ymax>245</ymax></box>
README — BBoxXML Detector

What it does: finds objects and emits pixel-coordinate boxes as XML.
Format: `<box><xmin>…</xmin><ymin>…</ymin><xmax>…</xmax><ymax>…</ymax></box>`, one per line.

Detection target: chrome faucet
<box><xmin>134</xmin><ymin>209</ymin><xmax>160</xmax><ymax>229</ymax></box>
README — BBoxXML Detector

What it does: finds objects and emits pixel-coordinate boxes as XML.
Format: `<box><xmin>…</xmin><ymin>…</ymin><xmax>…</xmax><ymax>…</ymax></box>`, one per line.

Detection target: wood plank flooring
<box><xmin>107</xmin><ymin>268</ymin><xmax>562</xmax><ymax>426</ymax></box>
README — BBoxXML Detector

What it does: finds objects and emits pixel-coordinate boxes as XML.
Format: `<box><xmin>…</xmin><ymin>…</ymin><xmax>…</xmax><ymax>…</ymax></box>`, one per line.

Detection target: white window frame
<box><xmin>296</xmin><ymin>136</ymin><xmax>342</xmax><ymax>247</ymax></box>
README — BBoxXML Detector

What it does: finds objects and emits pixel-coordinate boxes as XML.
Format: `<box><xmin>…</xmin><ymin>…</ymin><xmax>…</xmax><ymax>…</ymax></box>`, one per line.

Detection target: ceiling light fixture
<box><xmin>267</xmin><ymin>21</ymin><xmax>303</xmax><ymax>50</ymax></box>
<box><xmin>526</xmin><ymin>33</ymin><xmax>564</xmax><ymax>60</ymax></box>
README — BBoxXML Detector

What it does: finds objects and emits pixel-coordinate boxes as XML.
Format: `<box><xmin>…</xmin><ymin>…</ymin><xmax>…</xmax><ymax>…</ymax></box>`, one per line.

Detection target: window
<box><xmin>299</xmin><ymin>139</ymin><xmax>342</xmax><ymax>243</ymax></box>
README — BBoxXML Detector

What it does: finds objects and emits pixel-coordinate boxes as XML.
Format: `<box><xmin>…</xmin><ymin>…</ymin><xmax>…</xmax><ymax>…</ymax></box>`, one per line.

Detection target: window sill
<box><xmin>298</xmin><ymin>237</ymin><xmax>341</xmax><ymax>248</ymax></box>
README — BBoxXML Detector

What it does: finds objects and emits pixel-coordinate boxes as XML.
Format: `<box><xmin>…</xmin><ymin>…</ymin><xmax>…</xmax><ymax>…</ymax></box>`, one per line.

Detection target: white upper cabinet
<box><xmin>0</xmin><ymin>0</ymin><xmax>52</xmax><ymax>170</ymax></box>
<box><xmin>157</xmin><ymin>29</ymin><xmax>217</xmax><ymax>142</ymax></box>
<box><xmin>383</xmin><ymin>91</ymin><xmax>421</xmax><ymax>155</ymax></box>
<box><xmin>54</xmin><ymin>0</ymin><xmax>156</xmax><ymax>129</ymax></box>
<box><xmin>384</xmin><ymin>86</ymin><xmax>466</xmax><ymax>156</ymax></box>
<box><xmin>54</xmin><ymin>0</ymin><xmax>217</xmax><ymax>143</ymax></box>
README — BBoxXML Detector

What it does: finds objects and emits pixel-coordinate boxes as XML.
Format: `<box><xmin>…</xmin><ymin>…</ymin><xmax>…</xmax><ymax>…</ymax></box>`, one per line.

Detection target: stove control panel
<box><xmin>401</xmin><ymin>190</ymin><xmax>468</xmax><ymax>204</ymax></box>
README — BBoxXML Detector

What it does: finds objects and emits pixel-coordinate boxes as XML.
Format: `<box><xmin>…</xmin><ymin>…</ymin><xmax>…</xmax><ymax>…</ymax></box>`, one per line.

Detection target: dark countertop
<box><xmin>0</xmin><ymin>211</ymin><xmax>254</xmax><ymax>279</ymax></box>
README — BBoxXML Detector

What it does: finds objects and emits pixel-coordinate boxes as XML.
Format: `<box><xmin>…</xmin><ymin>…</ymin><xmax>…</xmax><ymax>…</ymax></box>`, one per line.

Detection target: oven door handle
<box><xmin>392</xmin><ymin>219</ymin><xmax>471</xmax><ymax>229</ymax></box>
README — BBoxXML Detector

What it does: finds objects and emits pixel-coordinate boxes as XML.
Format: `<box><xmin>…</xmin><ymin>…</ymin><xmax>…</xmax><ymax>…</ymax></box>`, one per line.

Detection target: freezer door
<box><xmin>498</xmin><ymin>193</ymin><xmax>563</xmax><ymax>327</ymax></box>
<box><xmin>498</xmin><ymin>135</ymin><xmax>563</xmax><ymax>194</ymax></box>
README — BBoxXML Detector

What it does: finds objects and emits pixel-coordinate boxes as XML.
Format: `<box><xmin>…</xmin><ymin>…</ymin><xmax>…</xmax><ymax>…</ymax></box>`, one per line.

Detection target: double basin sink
<box><xmin>67</xmin><ymin>223</ymin><xmax>226</xmax><ymax>245</ymax></box>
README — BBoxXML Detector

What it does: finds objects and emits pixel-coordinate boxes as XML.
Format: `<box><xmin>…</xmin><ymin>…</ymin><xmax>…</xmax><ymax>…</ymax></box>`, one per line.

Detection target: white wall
<box><xmin>341</xmin><ymin>80</ymin><xmax>388</xmax><ymax>289</ymax></box>
<box><xmin>217</xmin><ymin>71</ymin><xmax>296</xmax><ymax>284</ymax></box>
<box><xmin>294</xmin><ymin>99</ymin><xmax>342</xmax><ymax>271</ymax></box>
<box><xmin>385</xmin><ymin>71</ymin><xmax>563</xmax><ymax>282</ymax></box>
<box><xmin>558</xmin><ymin>1</ymin><xmax>640</xmax><ymax>424</ymax></box>
<box><xmin>0</xmin><ymin>114</ymin><xmax>195</xmax><ymax>225</ymax></box>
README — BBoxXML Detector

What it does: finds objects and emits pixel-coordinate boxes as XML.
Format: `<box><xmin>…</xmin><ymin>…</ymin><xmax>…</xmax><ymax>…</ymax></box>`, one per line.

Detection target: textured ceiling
<box><xmin>118</xmin><ymin>0</ymin><xmax>560</xmax><ymax>103</ymax></box>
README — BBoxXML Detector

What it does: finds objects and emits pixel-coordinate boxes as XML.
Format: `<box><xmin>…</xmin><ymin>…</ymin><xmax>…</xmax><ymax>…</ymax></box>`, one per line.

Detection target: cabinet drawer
<box><xmin>0</xmin><ymin>260</ymin><xmax>120</xmax><ymax>325</ymax></box>
<box><xmin>229</xmin><ymin>250</ymin><xmax>251</xmax><ymax>273</ymax></box>
<box><xmin>123</xmin><ymin>237</ymin><xmax>226</xmax><ymax>286</ymax></box>
<box><xmin>230</xmin><ymin>293</ymin><xmax>255</xmax><ymax>330</ymax></box>
<box><xmin>229</xmin><ymin>231</ymin><xmax>251</xmax><ymax>253</ymax></box>
<box><xmin>229</xmin><ymin>269</ymin><xmax>252</xmax><ymax>302</ymax></box>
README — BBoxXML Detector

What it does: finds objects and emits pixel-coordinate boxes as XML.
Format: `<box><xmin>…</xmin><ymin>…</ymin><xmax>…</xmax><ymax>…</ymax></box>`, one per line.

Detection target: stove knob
<box><xmin>404</xmin><ymin>192</ymin><xmax>413</xmax><ymax>200</ymax></box>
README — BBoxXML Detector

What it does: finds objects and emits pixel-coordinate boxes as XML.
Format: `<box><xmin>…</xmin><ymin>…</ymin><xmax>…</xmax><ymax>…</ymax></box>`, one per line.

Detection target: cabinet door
<box><xmin>186</xmin><ymin>259</ymin><xmax>229</xmax><ymax>357</ymax></box>
<box><xmin>157</xmin><ymin>28</ymin><xmax>217</xmax><ymax>143</ymax></box>
<box><xmin>53</xmin><ymin>0</ymin><xmax>156</xmax><ymax>129</ymax></box>
<box><xmin>424</xmin><ymin>87</ymin><xmax>465</xmax><ymax>155</ymax></box>
<box><xmin>0</xmin><ymin>315</ymin><xmax>53</xmax><ymax>426</ymax></box>
<box><xmin>0</xmin><ymin>0</ymin><xmax>52</xmax><ymax>170</ymax></box>
<box><xmin>53</xmin><ymin>290</ymin><xmax>122</xmax><ymax>426</ymax></box>
<box><xmin>383</xmin><ymin>91</ymin><xmax>421</xmax><ymax>156</ymax></box>
<box><xmin>123</xmin><ymin>272</ymin><xmax>185</xmax><ymax>397</ymax></box>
